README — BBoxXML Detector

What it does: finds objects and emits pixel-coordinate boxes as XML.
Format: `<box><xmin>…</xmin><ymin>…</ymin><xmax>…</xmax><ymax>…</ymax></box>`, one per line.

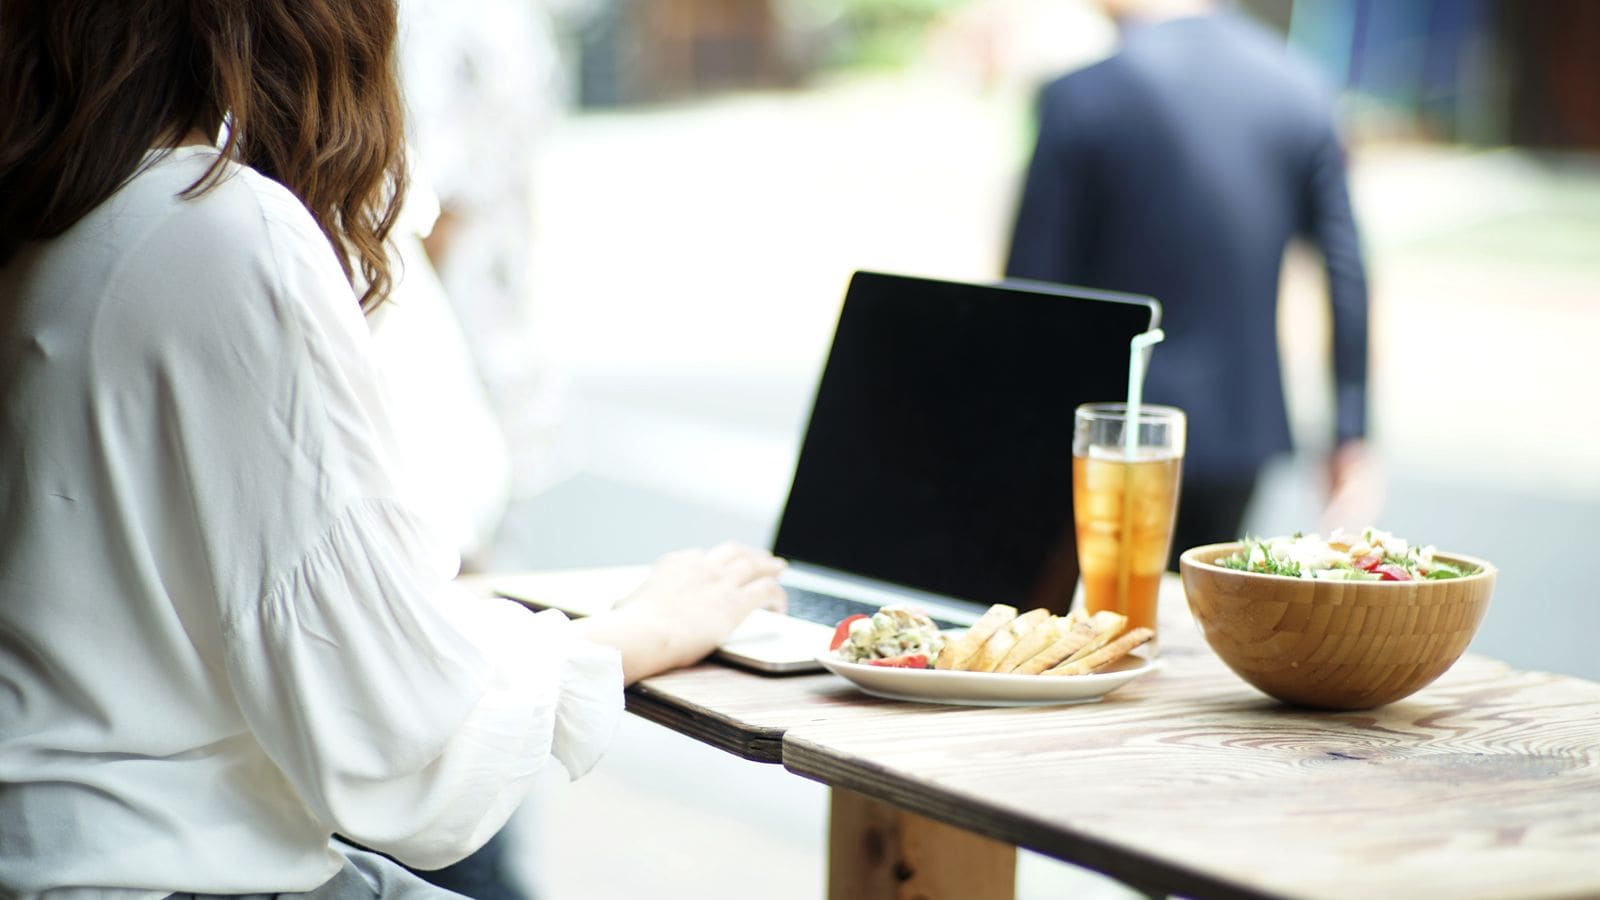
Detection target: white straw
<box><xmin>1124</xmin><ymin>328</ymin><xmax>1165</xmax><ymax>457</ymax></box>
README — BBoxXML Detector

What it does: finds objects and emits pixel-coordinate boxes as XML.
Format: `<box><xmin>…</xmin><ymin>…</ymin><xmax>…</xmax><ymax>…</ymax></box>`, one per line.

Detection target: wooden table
<box><xmin>478</xmin><ymin>573</ymin><xmax>1600</xmax><ymax>900</ymax></box>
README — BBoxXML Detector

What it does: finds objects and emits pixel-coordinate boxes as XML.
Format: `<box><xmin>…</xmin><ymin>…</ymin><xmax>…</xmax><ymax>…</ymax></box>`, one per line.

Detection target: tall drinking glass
<box><xmin>1072</xmin><ymin>403</ymin><xmax>1186</xmax><ymax>650</ymax></box>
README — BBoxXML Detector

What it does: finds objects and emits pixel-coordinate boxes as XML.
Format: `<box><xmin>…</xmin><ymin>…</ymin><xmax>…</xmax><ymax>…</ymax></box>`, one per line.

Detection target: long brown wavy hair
<box><xmin>0</xmin><ymin>0</ymin><xmax>407</xmax><ymax>311</ymax></box>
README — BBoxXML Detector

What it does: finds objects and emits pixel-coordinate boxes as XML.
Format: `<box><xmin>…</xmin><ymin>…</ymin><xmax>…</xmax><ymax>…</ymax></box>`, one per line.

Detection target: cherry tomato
<box><xmin>830</xmin><ymin>614</ymin><xmax>869</xmax><ymax>650</ymax></box>
<box><xmin>867</xmin><ymin>653</ymin><xmax>929</xmax><ymax>669</ymax></box>
<box><xmin>1375</xmin><ymin>564</ymin><xmax>1412</xmax><ymax>581</ymax></box>
<box><xmin>1353</xmin><ymin>554</ymin><xmax>1383</xmax><ymax>571</ymax></box>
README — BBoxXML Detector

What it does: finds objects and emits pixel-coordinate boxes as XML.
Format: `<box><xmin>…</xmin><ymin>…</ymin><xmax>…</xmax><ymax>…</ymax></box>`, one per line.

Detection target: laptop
<box><xmin>496</xmin><ymin>271</ymin><xmax>1160</xmax><ymax>673</ymax></box>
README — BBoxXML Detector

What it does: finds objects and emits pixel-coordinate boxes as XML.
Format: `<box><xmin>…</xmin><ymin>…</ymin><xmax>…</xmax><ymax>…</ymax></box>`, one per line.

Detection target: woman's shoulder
<box><xmin>126</xmin><ymin>149</ymin><xmax>361</xmax><ymax>333</ymax></box>
<box><xmin>76</xmin><ymin>149</ymin><xmax>372</xmax><ymax>400</ymax></box>
<box><xmin>141</xmin><ymin>149</ymin><xmax>342</xmax><ymax>281</ymax></box>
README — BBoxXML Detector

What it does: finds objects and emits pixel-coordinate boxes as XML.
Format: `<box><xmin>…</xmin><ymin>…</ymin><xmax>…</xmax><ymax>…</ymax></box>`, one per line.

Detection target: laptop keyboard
<box><xmin>784</xmin><ymin>586</ymin><xmax>966</xmax><ymax>631</ymax></box>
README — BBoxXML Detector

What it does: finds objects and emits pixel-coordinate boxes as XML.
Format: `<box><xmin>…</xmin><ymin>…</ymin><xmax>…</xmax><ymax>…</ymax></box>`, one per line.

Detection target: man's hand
<box><xmin>1320</xmin><ymin>439</ymin><xmax>1385</xmax><ymax>534</ymax></box>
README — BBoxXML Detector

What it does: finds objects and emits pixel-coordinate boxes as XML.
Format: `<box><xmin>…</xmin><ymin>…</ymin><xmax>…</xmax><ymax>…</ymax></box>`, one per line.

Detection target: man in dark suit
<box><xmin>1006</xmin><ymin>0</ymin><xmax>1375</xmax><ymax>562</ymax></box>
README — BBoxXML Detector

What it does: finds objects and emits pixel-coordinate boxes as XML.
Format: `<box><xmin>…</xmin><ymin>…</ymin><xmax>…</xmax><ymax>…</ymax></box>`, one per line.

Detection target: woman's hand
<box><xmin>574</xmin><ymin>542</ymin><xmax>787</xmax><ymax>684</ymax></box>
<box><xmin>617</xmin><ymin>542</ymin><xmax>787</xmax><ymax>635</ymax></box>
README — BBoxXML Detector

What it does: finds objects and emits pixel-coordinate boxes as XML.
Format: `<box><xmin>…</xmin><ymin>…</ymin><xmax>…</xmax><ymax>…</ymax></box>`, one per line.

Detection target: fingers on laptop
<box><xmin>729</xmin><ymin>551</ymin><xmax>786</xmax><ymax>614</ymax></box>
<box><xmin>707</xmin><ymin>540</ymin><xmax>774</xmax><ymax>565</ymax></box>
<box><xmin>741</xmin><ymin>577</ymin><xmax>788</xmax><ymax>614</ymax></box>
<box><xmin>707</xmin><ymin>541</ymin><xmax>744</xmax><ymax>564</ymax></box>
<box><xmin>748</xmin><ymin>553</ymin><xmax>786</xmax><ymax>581</ymax></box>
<box><xmin>706</xmin><ymin>542</ymin><xmax>785</xmax><ymax>580</ymax></box>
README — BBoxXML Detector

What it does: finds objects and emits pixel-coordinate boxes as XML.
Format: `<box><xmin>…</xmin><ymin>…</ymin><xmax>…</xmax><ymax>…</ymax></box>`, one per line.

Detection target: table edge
<box><xmin>626</xmin><ymin>682</ymin><xmax>786</xmax><ymax>763</ymax></box>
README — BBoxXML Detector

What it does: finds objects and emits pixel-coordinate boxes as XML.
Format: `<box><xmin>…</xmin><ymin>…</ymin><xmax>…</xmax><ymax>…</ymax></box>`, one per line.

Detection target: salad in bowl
<box><xmin>1219</xmin><ymin>527</ymin><xmax>1479</xmax><ymax>582</ymax></box>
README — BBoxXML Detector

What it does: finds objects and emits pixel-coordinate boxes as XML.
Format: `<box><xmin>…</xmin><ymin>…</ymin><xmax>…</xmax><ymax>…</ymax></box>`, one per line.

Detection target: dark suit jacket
<box><xmin>1006</xmin><ymin>12</ymin><xmax>1368</xmax><ymax>481</ymax></box>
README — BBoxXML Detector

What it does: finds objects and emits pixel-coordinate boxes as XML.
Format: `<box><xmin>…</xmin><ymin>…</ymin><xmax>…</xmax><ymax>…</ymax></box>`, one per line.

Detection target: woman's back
<box><xmin>0</xmin><ymin>146</ymin><xmax>627</xmax><ymax>895</ymax></box>
<box><xmin>1</xmin><ymin>146</ymin><xmax>378</xmax><ymax>893</ymax></box>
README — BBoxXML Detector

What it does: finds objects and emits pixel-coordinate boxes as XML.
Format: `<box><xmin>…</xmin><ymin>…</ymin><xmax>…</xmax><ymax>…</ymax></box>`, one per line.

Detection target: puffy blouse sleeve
<box><xmin>115</xmin><ymin>164</ymin><xmax>622</xmax><ymax>869</ymax></box>
<box><xmin>226</xmin><ymin>500</ymin><xmax>621</xmax><ymax>868</ymax></box>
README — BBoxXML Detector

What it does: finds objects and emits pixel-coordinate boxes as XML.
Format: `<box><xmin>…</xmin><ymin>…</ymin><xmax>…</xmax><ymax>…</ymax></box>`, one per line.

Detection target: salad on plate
<box><xmin>829</xmin><ymin>605</ymin><xmax>947</xmax><ymax>668</ymax></box>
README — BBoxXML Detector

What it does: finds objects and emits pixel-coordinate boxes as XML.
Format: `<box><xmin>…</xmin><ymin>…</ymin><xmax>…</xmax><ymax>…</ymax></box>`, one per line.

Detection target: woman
<box><xmin>0</xmin><ymin>1</ymin><xmax>784</xmax><ymax>896</ymax></box>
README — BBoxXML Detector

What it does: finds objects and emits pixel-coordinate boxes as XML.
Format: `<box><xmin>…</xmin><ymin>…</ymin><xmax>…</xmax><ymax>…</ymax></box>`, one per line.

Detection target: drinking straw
<box><xmin>1116</xmin><ymin>328</ymin><xmax>1165</xmax><ymax>644</ymax></box>
<box><xmin>1124</xmin><ymin>328</ymin><xmax>1165</xmax><ymax>457</ymax></box>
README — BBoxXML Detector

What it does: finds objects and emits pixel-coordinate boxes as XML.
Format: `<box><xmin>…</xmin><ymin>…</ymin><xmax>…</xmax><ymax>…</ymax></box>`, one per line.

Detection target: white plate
<box><xmin>816</xmin><ymin>652</ymin><xmax>1162</xmax><ymax>707</ymax></box>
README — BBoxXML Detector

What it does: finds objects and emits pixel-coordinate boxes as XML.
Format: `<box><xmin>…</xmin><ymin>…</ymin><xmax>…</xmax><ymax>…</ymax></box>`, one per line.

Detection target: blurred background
<box><xmin>398</xmin><ymin>0</ymin><xmax>1600</xmax><ymax>896</ymax></box>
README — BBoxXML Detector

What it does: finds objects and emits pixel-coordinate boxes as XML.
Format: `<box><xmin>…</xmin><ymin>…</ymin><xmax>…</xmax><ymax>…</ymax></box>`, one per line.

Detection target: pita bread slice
<box><xmin>1010</xmin><ymin>611</ymin><xmax>1102</xmax><ymax>675</ymax></box>
<box><xmin>970</xmin><ymin>608</ymin><xmax>1051</xmax><ymax>672</ymax></box>
<box><xmin>994</xmin><ymin>614</ymin><xmax>1067</xmax><ymax>673</ymax></box>
<box><xmin>1058</xmin><ymin>610</ymin><xmax>1129</xmax><ymax>665</ymax></box>
<box><xmin>1044</xmin><ymin>627</ymin><xmax>1154</xmax><ymax>676</ymax></box>
<box><xmin>934</xmin><ymin>604</ymin><xmax>1017</xmax><ymax>670</ymax></box>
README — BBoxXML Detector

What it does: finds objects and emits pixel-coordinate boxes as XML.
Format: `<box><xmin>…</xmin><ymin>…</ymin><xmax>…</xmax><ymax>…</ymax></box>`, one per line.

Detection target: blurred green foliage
<box><xmin>808</xmin><ymin>0</ymin><xmax>973</xmax><ymax>69</ymax></box>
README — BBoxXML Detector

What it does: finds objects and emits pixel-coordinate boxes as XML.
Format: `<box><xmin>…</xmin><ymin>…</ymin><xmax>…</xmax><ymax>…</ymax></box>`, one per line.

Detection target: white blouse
<box><xmin>0</xmin><ymin>147</ymin><xmax>622</xmax><ymax>897</ymax></box>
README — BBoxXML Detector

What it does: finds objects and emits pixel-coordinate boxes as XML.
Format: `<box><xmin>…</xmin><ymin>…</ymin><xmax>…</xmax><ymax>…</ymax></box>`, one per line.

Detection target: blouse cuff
<box><xmin>437</xmin><ymin>586</ymin><xmax>624</xmax><ymax>782</ymax></box>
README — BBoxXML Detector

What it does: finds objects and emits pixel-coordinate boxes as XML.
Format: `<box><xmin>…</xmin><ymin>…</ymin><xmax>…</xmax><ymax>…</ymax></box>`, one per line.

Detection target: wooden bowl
<box><xmin>1179</xmin><ymin>543</ymin><xmax>1497</xmax><ymax>710</ymax></box>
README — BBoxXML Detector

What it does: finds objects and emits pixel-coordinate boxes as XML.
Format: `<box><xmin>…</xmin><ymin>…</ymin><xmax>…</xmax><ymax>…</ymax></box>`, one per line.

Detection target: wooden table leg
<box><xmin>828</xmin><ymin>787</ymin><xmax>1016</xmax><ymax>900</ymax></box>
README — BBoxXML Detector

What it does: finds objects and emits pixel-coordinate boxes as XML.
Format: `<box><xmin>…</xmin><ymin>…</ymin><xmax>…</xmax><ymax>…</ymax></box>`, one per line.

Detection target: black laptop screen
<box><xmin>771</xmin><ymin>271</ymin><xmax>1158</xmax><ymax>614</ymax></box>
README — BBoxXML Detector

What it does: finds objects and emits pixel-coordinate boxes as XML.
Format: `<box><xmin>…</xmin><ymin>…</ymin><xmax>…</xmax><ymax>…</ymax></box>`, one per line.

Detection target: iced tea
<box><xmin>1072</xmin><ymin>448</ymin><xmax>1183</xmax><ymax>634</ymax></box>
